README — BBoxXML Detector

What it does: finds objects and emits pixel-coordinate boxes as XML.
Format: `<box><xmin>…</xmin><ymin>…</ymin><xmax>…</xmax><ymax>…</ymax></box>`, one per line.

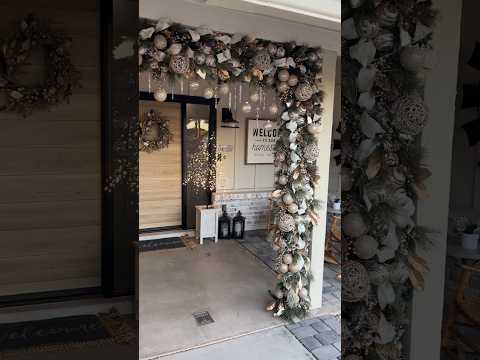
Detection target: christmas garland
<box><xmin>341</xmin><ymin>0</ymin><xmax>437</xmax><ymax>358</ymax></box>
<box><xmin>0</xmin><ymin>14</ymin><xmax>81</xmax><ymax>116</ymax></box>
<box><xmin>138</xmin><ymin>18</ymin><xmax>324</xmax><ymax>321</ymax></box>
<box><xmin>139</xmin><ymin>109</ymin><xmax>172</xmax><ymax>152</ymax></box>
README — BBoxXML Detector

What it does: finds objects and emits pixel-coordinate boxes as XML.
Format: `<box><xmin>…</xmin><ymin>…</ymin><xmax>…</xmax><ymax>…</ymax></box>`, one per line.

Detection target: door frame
<box><xmin>138</xmin><ymin>92</ymin><xmax>217</xmax><ymax>233</ymax></box>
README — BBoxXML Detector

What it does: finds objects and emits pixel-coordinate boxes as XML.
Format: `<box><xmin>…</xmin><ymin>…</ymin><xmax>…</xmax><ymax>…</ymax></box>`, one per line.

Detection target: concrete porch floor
<box><xmin>139</xmin><ymin>231</ymin><xmax>340</xmax><ymax>360</ymax></box>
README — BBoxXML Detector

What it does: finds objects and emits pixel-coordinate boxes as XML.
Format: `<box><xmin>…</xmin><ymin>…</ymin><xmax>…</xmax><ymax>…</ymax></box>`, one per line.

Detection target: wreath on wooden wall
<box><xmin>0</xmin><ymin>14</ymin><xmax>80</xmax><ymax>116</ymax></box>
<box><xmin>139</xmin><ymin>109</ymin><xmax>172</xmax><ymax>152</ymax></box>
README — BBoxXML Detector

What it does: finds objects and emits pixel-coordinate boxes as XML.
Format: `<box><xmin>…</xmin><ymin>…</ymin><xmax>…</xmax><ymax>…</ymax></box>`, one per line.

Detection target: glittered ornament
<box><xmin>376</xmin><ymin>2</ymin><xmax>399</xmax><ymax>27</ymax></box>
<box><xmin>283</xmin><ymin>253</ymin><xmax>293</xmax><ymax>265</ymax></box>
<box><xmin>342</xmin><ymin>261</ymin><xmax>370</xmax><ymax>302</ymax></box>
<box><xmin>203</xmin><ymin>87</ymin><xmax>215</xmax><ymax>99</ymax></box>
<box><xmin>303</xmin><ymin>143</ymin><xmax>320</xmax><ymax>162</ymax></box>
<box><xmin>343</xmin><ymin>213</ymin><xmax>367</xmax><ymax>237</ymax></box>
<box><xmin>169</xmin><ymin>55</ymin><xmax>190</xmax><ymax>74</ymax></box>
<box><xmin>277</xmin><ymin>81</ymin><xmax>290</xmax><ymax>93</ymax></box>
<box><xmin>295</xmin><ymin>82</ymin><xmax>314</xmax><ymax>101</ymax></box>
<box><xmin>278</xmin><ymin>213</ymin><xmax>295</xmax><ymax>233</ymax></box>
<box><xmin>400</xmin><ymin>46</ymin><xmax>427</xmax><ymax>72</ymax></box>
<box><xmin>153</xmin><ymin>87</ymin><xmax>167</xmax><ymax>102</ymax></box>
<box><xmin>194</xmin><ymin>53</ymin><xmax>206</xmax><ymax>65</ymax></box>
<box><xmin>392</xmin><ymin>96</ymin><xmax>428</xmax><ymax>136</ymax></box>
<box><xmin>287</xmin><ymin>203</ymin><xmax>299</xmax><ymax>214</ymax></box>
<box><xmin>241</xmin><ymin>102</ymin><xmax>252</xmax><ymax>114</ymax></box>
<box><xmin>287</xmin><ymin>74</ymin><xmax>299</xmax><ymax>87</ymax></box>
<box><xmin>253</xmin><ymin>51</ymin><xmax>272</xmax><ymax>71</ymax></box>
<box><xmin>355</xmin><ymin>16</ymin><xmax>380</xmax><ymax>39</ymax></box>
<box><xmin>278</xmin><ymin>69</ymin><xmax>290</xmax><ymax>82</ymax></box>
<box><xmin>278</xmin><ymin>175</ymin><xmax>288</xmax><ymax>185</ymax></box>
<box><xmin>153</xmin><ymin>34</ymin><xmax>168</xmax><ymax>49</ymax></box>
<box><xmin>283</xmin><ymin>193</ymin><xmax>294</xmax><ymax>205</ymax></box>
<box><xmin>354</xmin><ymin>235</ymin><xmax>379</xmax><ymax>259</ymax></box>
<box><xmin>205</xmin><ymin>54</ymin><xmax>216</xmax><ymax>67</ymax></box>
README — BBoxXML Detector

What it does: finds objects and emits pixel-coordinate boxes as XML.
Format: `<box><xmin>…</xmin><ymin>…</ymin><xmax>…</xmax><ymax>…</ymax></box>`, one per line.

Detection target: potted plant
<box><xmin>455</xmin><ymin>217</ymin><xmax>479</xmax><ymax>250</ymax></box>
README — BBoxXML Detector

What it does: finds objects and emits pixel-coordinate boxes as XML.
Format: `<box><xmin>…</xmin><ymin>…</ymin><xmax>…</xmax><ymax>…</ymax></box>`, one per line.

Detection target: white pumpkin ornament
<box><xmin>343</xmin><ymin>213</ymin><xmax>368</xmax><ymax>237</ymax></box>
<box><xmin>354</xmin><ymin>235</ymin><xmax>379</xmax><ymax>259</ymax></box>
<box><xmin>153</xmin><ymin>87</ymin><xmax>167</xmax><ymax>102</ymax></box>
<box><xmin>289</xmin><ymin>255</ymin><xmax>305</xmax><ymax>273</ymax></box>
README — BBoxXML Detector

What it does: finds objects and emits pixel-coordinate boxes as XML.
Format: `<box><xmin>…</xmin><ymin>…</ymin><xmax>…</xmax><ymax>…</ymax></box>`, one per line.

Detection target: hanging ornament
<box><xmin>203</xmin><ymin>87</ymin><xmax>215</xmax><ymax>99</ymax></box>
<box><xmin>153</xmin><ymin>87</ymin><xmax>167</xmax><ymax>102</ymax></box>
<box><xmin>392</xmin><ymin>96</ymin><xmax>428</xmax><ymax>136</ymax></box>
<box><xmin>277</xmin><ymin>81</ymin><xmax>290</xmax><ymax>93</ymax></box>
<box><xmin>194</xmin><ymin>52</ymin><xmax>206</xmax><ymax>65</ymax></box>
<box><xmin>278</xmin><ymin>213</ymin><xmax>296</xmax><ymax>233</ymax></box>
<box><xmin>249</xmin><ymin>92</ymin><xmax>260</xmax><ymax>103</ymax></box>
<box><xmin>354</xmin><ymin>235</ymin><xmax>379</xmax><ymax>259</ymax></box>
<box><xmin>219</xmin><ymin>83</ymin><xmax>230</xmax><ymax>95</ymax></box>
<box><xmin>287</xmin><ymin>74</ymin><xmax>299</xmax><ymax>87</ymax></box>
<box><xmin>239</xmin><ymin>101</ymin><xmax>252</xmax><ymax>114</ymax></box>
<box><xmin>169</xmin><ymin>55</ymin><xmax>190</xmax><ymax>74</ymax></box>
<box><xmin>342</xmin><ymin>261</ymin><xmax>370</xmax><ymax>302</ymax></box>
<box><xmin>153</xmin><ymin>34</ymin><xmax>168</xmax><ymax>49</ymax></box>
<box><xmin>400</xmin><ymin>46</ymin><xmax>427</xmax><ymax>72</ymax></box>
<box><xmin>303</xmin><ymin>143</ymin><xmax>320</xmax><ymax>162</ymax></box>
<box><xmin>343</xmin><ymin>213</ymin><xmax>368</xmax><ymax>238</ymax></box>
<box><xmin>189</xmin><ymin>81</ymin><xmax>200</xmax><ymax>91</ymax></box>
<box><xmin>376</xmin><ymin>2</ymin><xmax>399</xmax><ymax>27</ymax></box>
<box><xmin>295</xmin><ymin>82</ymin><xmax>314</xmax><ymax>101</ymax></box>
<box><xmin>269</xmin><ymin>103</ymin><xmax>279</xmax><ymax>115</ymax></box>
<box><xmin>355</xmin><ymin>16</ymin><xmax>380</xmax><ymax>39</ymax></box>
<box><xmin>287</xmin><ymin>203</ymin><xmax>299</xmax><ymax>214</ymax></box>
<box><xmin>282</xmin><ymin>253</ymin><xmax>293</xmax><ymax>265</ymax></box>
<box><xmin>253</xmin><ymin>51</ymin><xmax>272</xmax><ymax>71</ymax></box>
<box><xmin>283</xmin><ymin>193</ymin><xmax>294</xmax><ymax>205</ymax></box>
<box><xmin>278</xmin><ymin>69</ymin><xmax>290</xmax><ymax>82</ymax></box>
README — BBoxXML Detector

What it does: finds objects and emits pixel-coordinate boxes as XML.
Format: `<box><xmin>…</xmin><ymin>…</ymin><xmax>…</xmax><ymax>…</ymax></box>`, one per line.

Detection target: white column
<box><xmin>409</xmin><ymin>0</ymin><xmax>462</xmax><ymax>358</ymax></box>
<box><xmin>310</xmin><ymin>49</ymin><xmax>337</xmax><ymax>309</ymax></box>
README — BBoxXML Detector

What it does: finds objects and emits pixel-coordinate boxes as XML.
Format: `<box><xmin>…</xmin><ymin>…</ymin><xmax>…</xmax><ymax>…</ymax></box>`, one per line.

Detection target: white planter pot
<box><xmin>461</xmin><ymin>233</ymin><xmax>479</xmax><ymax>250</ymax></box>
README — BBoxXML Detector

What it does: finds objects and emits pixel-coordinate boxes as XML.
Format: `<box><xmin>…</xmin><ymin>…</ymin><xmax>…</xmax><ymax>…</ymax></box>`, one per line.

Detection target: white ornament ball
<box><xmin>343</xmin><ymin>213</ymin><xmax>368</xmax><ymax>238</ymax></box>
<box><xmin>269</xmin><ymin>103</ymin><xmax>279</xmax><ymax>115</ymax></box>
<box><xmin>278</xmin><ymin>213</ymin><xmax>296</xmax><ymax>233</ymax></box>
<box><xmin>289</xmin><ymin>256</ymin><xmax>305</xmax><ymax>273</ymax></box>
<box><xmin>189</xmin><ymin>81</ymin><xmax>200</xmax><ymax>91</ymax></box>
<box><xmin>277</xmin><ymin>81</ymin><xmax>290</xmax><ymax>93</ymax></box>
<box><xmin>354</xmin><ymin>235</ymin><xmax>379</xmax><ymax>259</ymax></box>
<box><xmin>219</xmin><ymin>83</ymin><xmax>230</xmax><ymax>95</ymax></box>
<box><xmin>287</xmin><ymin>74</ymin><xmax>299</xmax><ymax>87</ymax></box>
<box><xmin>241</xmin><ymin>102</ymin><xmax>252</xmax><ymax>114</ymax></box>
<box><xmin>278</xmin><ymin>69</ymin><xmax>290</xmax><ymax>82</ymax></box>
<box><xmin>153</xmin><ymin>34</ymin><xmax>168</xmax><ymax>49</ymax></box>
<box><xmin>282</xmin><ymin>193</ymin><xmax>294</xmax><ymax>205</ymax></box>
<box><xmin>153</xmin><ymin>88</ymin><xmax>167</xmax><ymax>102</ymax></box>
<box><xmin>307</xmin><ymin>123</ymin><xmax>323</xmax><ymax>135</ymax></box>
<box><xmin>203</xmin><ymin>87</ymin><xmax>215</xmax><ymax>99</ymax></box>
<box><xmin>303</xmin><ymin>143</ymin><xmax>320</xmax><ymax>162</ymax></box>
<box><xmin>400</xmin><ymin>46</ymin><xmax>427</xmax><ymax>72</ymax></box>
<box><xmin>249</xmin><ymin>92</ymin><xmax>260</xmax><ymax>103</ymax></box>
<box><xmin>287</xmin><ymin>203</ymin><xmax>299</xmax><ymax>214</ymax></box>
<box><xmin>299</xmin><ymin>287</ymin><xmax>309</xmax><ymax>300</ymax></box>
<box><xmin>278</xmin><ymin>175</ymin><xmax>288</xmax><ymax>185</ymax></box>
<box><xmin>282</xmin><ymin>253</ymin><xmax>293</xmax><ymax>265</ymax></box>
<box><xmin>296</xmin><ymin>238</ymin><xmax>306</xmax><ymax>250</ymax></box>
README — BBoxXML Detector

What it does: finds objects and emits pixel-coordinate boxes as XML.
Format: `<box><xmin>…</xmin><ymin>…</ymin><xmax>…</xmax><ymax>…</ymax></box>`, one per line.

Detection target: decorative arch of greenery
<box><xmin>341</xmin><ymin>0</ymin><xmax>437</xmax><ymax>358</ymax></box>
<box><xmin>135</xmin><ymin>18</ymin><xmax>325</xmax><ymax>321</ymax></box>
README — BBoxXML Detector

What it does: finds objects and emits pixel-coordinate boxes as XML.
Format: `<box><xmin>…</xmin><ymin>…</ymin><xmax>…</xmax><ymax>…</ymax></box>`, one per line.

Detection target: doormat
<box><xmin>139</xmin><ymin>237</ymin><xmax>186</xmax><ymax>252</ymax></box>
<box><xmin>0</xmin><ymin>308</ymin><xmax>136</xmax><ymax>355</ymax></box>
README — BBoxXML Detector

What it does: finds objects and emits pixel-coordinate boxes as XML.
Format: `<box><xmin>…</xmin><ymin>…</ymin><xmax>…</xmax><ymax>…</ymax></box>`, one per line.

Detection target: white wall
<box><xmin>409</xmin><ymin>0</ymin><xmax>463</xmax><ymax>358</ymax></box>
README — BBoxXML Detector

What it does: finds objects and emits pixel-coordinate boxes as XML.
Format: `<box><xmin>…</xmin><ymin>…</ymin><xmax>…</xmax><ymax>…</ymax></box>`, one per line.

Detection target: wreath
<box><xmin>0</xmin><ymin>14</ymin><xmax>81</xmax><ymax>116</ymax></box>
<box><xmin>139</xmin><ymin>109</ymin><xmax>172</xmax><ymax>152</ymax></box>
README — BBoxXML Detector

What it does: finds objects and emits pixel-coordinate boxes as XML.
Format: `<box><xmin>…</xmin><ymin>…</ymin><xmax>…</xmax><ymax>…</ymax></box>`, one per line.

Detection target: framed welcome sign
<box><xmin>246</xmin><ymin>119</ymin><xmax>280</xmax><ymax>164</ymax></box>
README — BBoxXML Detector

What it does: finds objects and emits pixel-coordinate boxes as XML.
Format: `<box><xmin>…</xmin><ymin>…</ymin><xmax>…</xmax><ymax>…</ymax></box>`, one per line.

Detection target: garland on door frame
<box><xmin>341</xmin><ymin>0</ymin><xmax>436</xmax><ymax>358</ymax></box>
<box><xmin>138</xmin><ymin>18</ymin><xmax>324</xmax><ymax>321</ymax></box>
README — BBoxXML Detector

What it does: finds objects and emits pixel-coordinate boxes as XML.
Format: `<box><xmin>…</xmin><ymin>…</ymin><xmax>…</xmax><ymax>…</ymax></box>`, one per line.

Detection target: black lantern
<box><xmin>232</xmin><ymin>211</ymin><xmax>246</xmax><ymax>239</ymax></box>
<box><xmin>218</xmin><ymin>205</ymin><xmax>231</xmax><ymax>239</ymax></box>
